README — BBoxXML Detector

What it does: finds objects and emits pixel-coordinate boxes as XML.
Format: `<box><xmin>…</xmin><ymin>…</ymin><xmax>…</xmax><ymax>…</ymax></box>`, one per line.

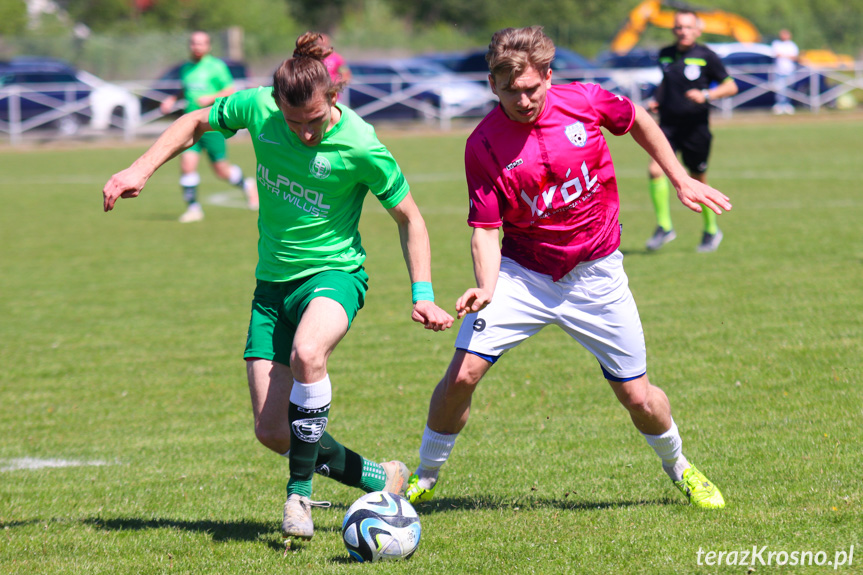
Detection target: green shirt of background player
<box><xmin>103</xmin><ymin>31</ymin><xmax>454</xmax><ymax>543</ymax></box>
<box><xmin>644</xmin><ymin>10</ymin><xmax>738</xmax><ymax>253</ymax></box>
<box><xmin>160</xmin><ymin>30</ymin><xmax>258</xmax><ymax>222</ymax></box>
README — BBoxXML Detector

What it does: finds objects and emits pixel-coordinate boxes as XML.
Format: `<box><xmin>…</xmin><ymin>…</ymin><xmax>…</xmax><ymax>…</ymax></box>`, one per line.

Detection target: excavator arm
<box><xmin>611</xmin><ymin>0</ymin><xmax>761</xmax><ymax>54</ymax></box>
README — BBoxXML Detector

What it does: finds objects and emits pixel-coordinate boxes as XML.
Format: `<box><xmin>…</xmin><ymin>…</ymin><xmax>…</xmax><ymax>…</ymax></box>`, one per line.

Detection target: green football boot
<box><xmin>405</xmin><ymin>473</ymin><xmax>437</xmax><ymax>504</ymax></box>
<box><xmin>673</xmin><ymin>465</ymin><xmax>726</xmax><ymax>509</ymax></box>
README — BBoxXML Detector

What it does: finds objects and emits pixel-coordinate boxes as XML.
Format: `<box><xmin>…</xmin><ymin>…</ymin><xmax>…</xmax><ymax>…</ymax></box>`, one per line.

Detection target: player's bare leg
<box><xmin>426</xmin><ymin>351</ymin><xmax>492</xmax><ymax>434</ymax></box>
<box><xmin>214</xmin><ymin>159</ymin><xmax>258</xmax><ymax>210</ymax></box>
<box><xmin>247</xmin><ymin>359</ymin><xmax>305</xmax><ymax>550</ymax></box>
<box><xmin>247</xmin><ymin>359</ymin><xmax>294</xmax><ymax>455</ymax></box>
<box><xmin>608</xmin><ymin>374</ymin><xmax>725</xmax><ymax>508</ymax></box>
<box><xmin>607</xmin><ymin>374</ymin><xmax>672</xmax><ymax>435</ymax></box>
<box><xmin>408</xmin><ymin>351</ymin><xmax>493</xmax><ymax>503</ymax></box>
<box><xmin>178</xmin><ymin>152</ymin><xmax>204</xmax><ymax>222</ymax></box>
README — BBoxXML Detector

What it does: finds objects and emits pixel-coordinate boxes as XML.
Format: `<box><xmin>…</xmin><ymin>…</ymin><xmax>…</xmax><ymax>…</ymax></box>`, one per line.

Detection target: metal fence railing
<box><xmin>0</xmin><ymin>80</ymin><xmax>141</xmax><ymax>145</ymax></box>
<box><xmin>716</xmin><ymin>63</ymin><xmax>863</xmax><ymax>115</ymax></box>
<box><xmin>2</xmin><ymin>63</ymin><xmax>861</xmax><ymax>145</ymax></box>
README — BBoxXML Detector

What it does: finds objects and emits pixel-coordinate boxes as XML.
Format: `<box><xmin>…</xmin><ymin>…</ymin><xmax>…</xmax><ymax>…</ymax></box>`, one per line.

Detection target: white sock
<box><xmin>228</xmin><ymin>164</ymin><xmax>244</xmax><ymax>187</ymax></box>
<box><xmin>642</xmin><ymin>419</ymin><xmax>689</xmax><ymax>481</ymax></box>
<box><xmin>179</xmin><ymin>172</ymin><xmax>201</xmax><ymax>188</ymax></box>
<box><xmin>290</xmin><ymin>376</ymin><xmax>332</xmax><ymax>410</ymax></box>
<box><xmin>289</xmin><ymin>376</ymin><xmax>332</xmax><ymax>443</ymax></box>
<box><xmin>416</xmin><ymin>425</ymin><xmax>457</xmax><ymax>489</ymax></box>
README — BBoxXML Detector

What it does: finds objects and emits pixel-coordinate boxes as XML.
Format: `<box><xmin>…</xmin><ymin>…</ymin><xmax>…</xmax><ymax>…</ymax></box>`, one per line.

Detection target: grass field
<box><xmin>1</xmin><ymin>113</ymin><xmax>861</xmax><ymax>574</ymax></box>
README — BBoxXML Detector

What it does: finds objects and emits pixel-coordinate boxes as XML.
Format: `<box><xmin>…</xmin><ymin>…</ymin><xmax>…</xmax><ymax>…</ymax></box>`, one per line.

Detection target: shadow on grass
<box><xmin>0</xmin><ymin>519</ymin><xmax>42</xmax><ymax>529</ymax></box>
<box><xmin>413</xmin><ymin>494</ymin><xmax>680</xmax><ymax>514</ymax></box>
<box><xmin>137</xmin><ymin>213</ymin><xmax>186</xmax><ymax>222</ymax></box>
<box><xmin>80</xmin><ymin>516</ymin><xmax>340</xmax><ymax>553</ymax></box>
<box><xmin>619</xmin><ymin>247</ymin><xmax>660</xmax><ymax>258</ymax></box>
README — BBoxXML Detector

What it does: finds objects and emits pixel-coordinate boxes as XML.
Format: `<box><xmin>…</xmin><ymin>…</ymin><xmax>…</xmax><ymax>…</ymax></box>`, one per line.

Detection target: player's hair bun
<box><xmin>293</xmin><ymin>32</ymin><xmax>333</xmax><ymax>61</ymax></box>
<box><xmin>272</xmin><ymin>31</ymin><xmax>341</xmax><ymax>108</ymax></box>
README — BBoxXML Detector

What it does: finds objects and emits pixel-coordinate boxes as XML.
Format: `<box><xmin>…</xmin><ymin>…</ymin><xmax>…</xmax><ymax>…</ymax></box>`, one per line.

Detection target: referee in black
<box><xmin>645</xmin><ymin>9</ymin><xmax>738</xmax><ymax>253</ymax></box>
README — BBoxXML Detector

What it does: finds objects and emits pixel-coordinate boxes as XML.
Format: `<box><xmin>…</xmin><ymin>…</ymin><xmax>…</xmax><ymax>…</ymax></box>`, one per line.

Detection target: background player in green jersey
<box><xmin>160</xmin><ymin>31</ymin><xmax>258</xmax><ymax>222</ymax></box>
<box><xmin>103</xmin><ymin>32</ymin><xmax>454</xmax><ymax>544</ymax></box>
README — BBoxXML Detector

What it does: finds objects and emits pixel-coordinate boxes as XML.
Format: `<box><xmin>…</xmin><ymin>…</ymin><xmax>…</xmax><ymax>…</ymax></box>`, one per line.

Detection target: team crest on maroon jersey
<box><xmin>565</xmin><ymin>122</ymin><xmax>587</xmax><ymax>148</ymax></box>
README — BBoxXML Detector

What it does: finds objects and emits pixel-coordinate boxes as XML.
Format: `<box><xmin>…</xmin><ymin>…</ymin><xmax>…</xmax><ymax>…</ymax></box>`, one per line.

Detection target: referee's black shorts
<box><xmin>660</xmin><ymin>120</ymin><xmax>712</xmax><ymax>174</ymax></box>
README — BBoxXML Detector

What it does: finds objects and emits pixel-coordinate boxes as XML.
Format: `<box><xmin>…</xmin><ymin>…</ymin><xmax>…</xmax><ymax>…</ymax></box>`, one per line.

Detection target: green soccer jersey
<box><xmin>209</xmin><ymin>87</ymin><xmax>410</xmax><ymax>282</ymax></box>
<box><xmin>180</xmin><ymin>54</ymin><xmax>233</xmax><ymax>112</ymax></box>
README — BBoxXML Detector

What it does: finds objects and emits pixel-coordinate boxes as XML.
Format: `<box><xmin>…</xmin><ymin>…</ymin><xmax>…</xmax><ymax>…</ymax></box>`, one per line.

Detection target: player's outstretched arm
<box><xmin>102</xmin><ymin>108</ymin><xmax>213</xmax><ymax>212</ymax></box>
<box><xmin>628</xmin><ymin>105</ymin><xmax>732</xmax><ymax>215</ymax></box>
<box><xmin>455</xmin><ymin>227</ymin><xmax>500</xmax><ymax>319</ymax></box>
<box><xmin>159</xmin><ymin>94</ymin><xmax>179</xmax><ymax>115</ymax></box>
<box><xmin>196</xmin><ymin>85</ymin><xmax>235</xmax><ymax>108</ymax></box>
<box><xmin>387</xmin><ymin>193</ymin><xmax>454</xmax><ymax>332</ymax></box>
<box><xmin>673</xmin><ymin>175</ymin><xmax>732</xmax><ymax>215</ymax></box>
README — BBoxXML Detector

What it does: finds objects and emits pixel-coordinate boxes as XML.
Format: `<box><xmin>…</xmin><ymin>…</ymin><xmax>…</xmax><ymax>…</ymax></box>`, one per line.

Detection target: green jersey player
<box><xmin>160</xmin><ymin>31</ymin><xmax>258</xmax><ymax>221</ymax></box>
<box><xmin>103</xmin><ymin>31</ymin><xmax>454</xmax><ymax>544</ymax></box>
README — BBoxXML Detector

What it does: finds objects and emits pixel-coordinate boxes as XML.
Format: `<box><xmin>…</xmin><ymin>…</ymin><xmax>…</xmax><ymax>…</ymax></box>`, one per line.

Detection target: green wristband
<box><xmin>411</xmin><ymin>281</ymin><xmax>435</xmax><ymax>304</ymax></box>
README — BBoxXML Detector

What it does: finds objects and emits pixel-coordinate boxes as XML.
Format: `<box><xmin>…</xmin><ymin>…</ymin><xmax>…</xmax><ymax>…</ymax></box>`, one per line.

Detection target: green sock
<box><xmin>649</xmin><ymin>177</ymin><xmax>673</xmax><ymax>231</ymax></box>
<box><xmin>315</xmin><ymin>431</ymin><xmax>363</xmax><ymax>486</ymax></box>
<box><xmin>358</xmin><ymin>458</ymin><xmax>387</xmax><ymax>493</ymax></box>
<box><xmin>182</xmin><ymin>186</ymin><xmax>198</xmax><ymax>205</ymax></box>
<box><xmin>702</xmin><ymin>207</ymin><xmax>718</xmax><ymax>235</ymax></box>
<box><xmin>286</xmin><ymin>401</ymin><xmax>328</xmax><ymax>497</ymax></box>
<box><xmin>314</xmin><ymin>433</ymin><xmax>385</xmax><ymax>493</ymax></box>
<box><xmin>286</xmin><ymin>477</ymin><xmax>312</xmax><ymax>498</ymax></box>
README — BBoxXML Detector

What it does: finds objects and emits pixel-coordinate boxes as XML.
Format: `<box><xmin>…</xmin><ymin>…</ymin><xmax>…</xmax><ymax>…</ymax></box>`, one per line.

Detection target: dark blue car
<box><xmin>0</xmin><ymin>57</ymin><xmax>138</xmax><ymax>134</ymax></box>
<box><xmin>707</xmin><ymin>43</ymin><xmax>831</xmax><ymax>109</ymax></box>
<box><xmin>343</xmin><ymin>58</ymin><xmax>492</xmax><ymax>121</ymax></box>
<box><xmin>595</xmin><ymin>43</ymin><xmax>833</xmax><ymax>110</ymax></box>
<box><xmin>420</xmin><ymin>46</ymin><xmax>606</xmax><ymax>84</ymax></box>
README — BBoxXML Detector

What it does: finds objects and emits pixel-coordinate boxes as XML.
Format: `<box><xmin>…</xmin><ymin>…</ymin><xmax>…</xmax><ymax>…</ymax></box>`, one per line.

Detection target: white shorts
<box><xmin>454</xmin><ymin>251</ymin><xmax>647</xmax><ymax>381</ymax></box>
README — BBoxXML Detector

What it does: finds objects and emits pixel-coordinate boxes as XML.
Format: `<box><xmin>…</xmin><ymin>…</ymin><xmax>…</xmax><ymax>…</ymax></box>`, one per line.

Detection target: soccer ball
<box><xmin>341</xmin><ymin>491</ymin><xmax>421</xmax><ymax>562</ymax></box>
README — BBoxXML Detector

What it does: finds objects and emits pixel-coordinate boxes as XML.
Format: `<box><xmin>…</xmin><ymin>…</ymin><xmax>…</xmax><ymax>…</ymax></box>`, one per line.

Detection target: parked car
<box><xmin>594</xmin><ymin>48</ymin><xmax>661</xmax><ymax>101</ymax></box>
<box><xmin>706</xmin><ymin>42</ymin><xmax>833</xmax><ymax>109</ymax></box>
<box><xmin>0</xmin><ymin>57</ymin><xmax>139</xmax><ymax>134</ymax></box>
<box><xmin>421</xmin><ymin>47</ymin><xmax>605</xmax><ymax>83</ymax></box>
<box><xmin>552</xmin><ymin>47</ymin><xmax>607</xmax><ymax>81</ymax></box>
<box><xmin>344</xmin><ymin>58</ymin><xmax>493</xmax><ymax>121</ymax></box>
<box><xmin>139</xmin><ymin>58</ymin><xmax>249</xmax><ymax>120</ymax></box>
<box><xmin>595</xmin><ymin>43</ymin><xmax>834</xmax><ymax>110</ymax></box>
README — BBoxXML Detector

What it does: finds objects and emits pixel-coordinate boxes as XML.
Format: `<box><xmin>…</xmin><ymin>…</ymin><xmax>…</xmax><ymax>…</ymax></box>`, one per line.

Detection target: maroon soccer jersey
<box><xmin>465</xmin><ymin>82</ymin><xmax>635</xmax><ymax>281</ymax></box>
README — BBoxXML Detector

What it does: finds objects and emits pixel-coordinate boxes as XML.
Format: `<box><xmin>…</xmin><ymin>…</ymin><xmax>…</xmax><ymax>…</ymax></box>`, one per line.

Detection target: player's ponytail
<box><xmin>272</xmin><ymin>32</ymin><xmax>343</xmax><ymax>108</ymax></box>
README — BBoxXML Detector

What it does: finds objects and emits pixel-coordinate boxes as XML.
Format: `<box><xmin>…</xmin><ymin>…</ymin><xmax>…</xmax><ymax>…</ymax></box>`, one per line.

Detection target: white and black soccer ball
<box><xmin>341</xmin><ymin>491</ymin><xmax>421</xmax><ymax>562</ymax></box>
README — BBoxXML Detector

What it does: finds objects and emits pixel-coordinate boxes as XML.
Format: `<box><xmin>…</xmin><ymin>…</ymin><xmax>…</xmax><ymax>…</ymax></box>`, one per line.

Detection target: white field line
<box><xmin>0</xmin><ymin>457</ymin><xmax>114</xmax><ymax>472</ymax></box>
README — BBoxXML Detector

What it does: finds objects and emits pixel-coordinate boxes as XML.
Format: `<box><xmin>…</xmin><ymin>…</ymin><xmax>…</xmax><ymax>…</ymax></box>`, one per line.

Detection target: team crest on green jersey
<box><xmin>309</xmin><ymin>155</ymin><xmax>332</xmax><ymax>180</ymax></box>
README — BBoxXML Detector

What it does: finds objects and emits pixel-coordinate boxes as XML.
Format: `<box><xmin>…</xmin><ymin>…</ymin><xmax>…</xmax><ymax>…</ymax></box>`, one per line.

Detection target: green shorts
<box><xmin>186</xmin><ymin>131</ymin><xmax>228</xmax><ymax>163</ymax></box>
<box><xmin>244</xmin><ymin>268</ymin><xmax>369</xmax><ymax>365</ymax></box>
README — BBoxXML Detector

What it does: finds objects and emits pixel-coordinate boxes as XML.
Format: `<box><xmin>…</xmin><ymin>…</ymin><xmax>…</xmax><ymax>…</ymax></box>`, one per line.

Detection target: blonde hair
<box><xmin>272</xmin><ymin>31</ymin><xmax>344</xmax><ymax>108</ymax></box>
<box><xmin>486</xmin><ymin>26</ymin><xmax>555</xmax><ymax>87</ymax></box>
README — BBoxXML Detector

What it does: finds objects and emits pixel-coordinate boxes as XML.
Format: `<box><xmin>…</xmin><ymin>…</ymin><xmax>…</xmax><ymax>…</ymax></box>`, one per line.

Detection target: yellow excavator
<box><xmin>610</xmin><ymin>0</ymin><xmax>853</xmax><ymax>68</ymax></box>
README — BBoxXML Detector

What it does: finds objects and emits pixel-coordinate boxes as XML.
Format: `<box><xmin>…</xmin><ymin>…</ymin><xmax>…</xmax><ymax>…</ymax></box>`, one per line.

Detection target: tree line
<box><xmin>3</xmin><ymin>0</ymin><xmax>862</xmax><ymax>59</ymax></box>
